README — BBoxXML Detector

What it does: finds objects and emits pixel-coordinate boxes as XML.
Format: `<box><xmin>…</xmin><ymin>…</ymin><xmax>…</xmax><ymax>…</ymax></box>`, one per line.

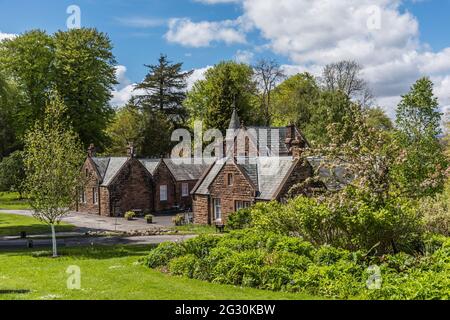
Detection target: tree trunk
<box><xmin>51</xmin><ymin>224</ymin><xmax>58</xmax><ymax>258</ymax></box>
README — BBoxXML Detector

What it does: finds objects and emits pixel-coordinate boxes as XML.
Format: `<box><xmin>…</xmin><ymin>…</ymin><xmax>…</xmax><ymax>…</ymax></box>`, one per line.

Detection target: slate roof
<box><xmin>164</xmin><ymin>159</ymin><xmax>212</xmax><ymax>182</ymax></box>
<box><xmin>139</xmin><ymin>159</ymin><xmax>161</xmax><ymax>176</ymax></box>
<box><xmin>192</xmin><ymin>157</ymin><xmax>299</xmax><ymax>200</ymax></box>
<box><xmin>306</xmin><ymin>157</ymin><xmax>351</xmax><ymax>191</ymax></box>
<box><xmin>91</xmin><ymin>157</ymin><xmax>161</xmax><ymax>187</ymax></box>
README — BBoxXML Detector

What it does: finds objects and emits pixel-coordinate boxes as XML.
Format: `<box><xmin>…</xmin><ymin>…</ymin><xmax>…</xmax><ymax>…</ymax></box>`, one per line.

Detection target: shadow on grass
<box><xmin>0</xmin><ymin>224</ymin><xmax>74</xmax><ymax>237</ymax></box>
<box><xmin>1</xmin><ymin>244</ymin><xmax>156</xmax><ymax>260</ymax></box>
<box><xmin>0</xmin><ymin>289</ymin><xmax>30</xmax><ymax>295</ymax></box>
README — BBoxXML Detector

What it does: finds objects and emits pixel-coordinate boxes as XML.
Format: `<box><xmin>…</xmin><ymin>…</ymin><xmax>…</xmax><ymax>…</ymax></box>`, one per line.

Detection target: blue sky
<box><xmin>1</xmin><ymin>0</ymin><xmax>450</xmax><ymax>115</ymax></box>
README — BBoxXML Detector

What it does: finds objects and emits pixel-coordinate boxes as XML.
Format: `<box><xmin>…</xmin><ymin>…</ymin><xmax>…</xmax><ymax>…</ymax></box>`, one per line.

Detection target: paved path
<box><xmin>0</xmin><ymin>210</ymin><xmax>175</xmax><ymax>233</ymax></box>
<box><xmin>0</xmin><ymin>210</ymin><xmax>195</xmax><ymax>249</ymax></box>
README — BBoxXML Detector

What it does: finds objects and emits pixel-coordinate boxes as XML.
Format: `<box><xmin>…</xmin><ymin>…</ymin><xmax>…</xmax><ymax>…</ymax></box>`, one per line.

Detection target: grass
<box><xmin>172</xmin><ymin>224</ymin><xmax>218</xmax><ymax>235</ymax></box>
<box><xmin>0</xmin><ymin>192</ymin><xmax>31</xmax><ymax>210</ymax></box>
<box><xmin>0</xmin><ymin>245</ymin><xmax>320</xmax><ymax>300</ymax></box>
<box><xmin>0</xmin><ymin>213</ymin><xmax>75</xmax><ymax>237</ymax></box>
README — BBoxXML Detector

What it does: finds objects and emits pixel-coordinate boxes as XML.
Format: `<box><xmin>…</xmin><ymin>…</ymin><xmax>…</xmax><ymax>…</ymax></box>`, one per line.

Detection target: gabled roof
<box><xmin>192</xmin><ymin>157</ymin><xmax>299</xmax><ymax>200</ymax></box>
<box><xmin>91</xmin><ymin>157</ymin><xmax>161</xmax><ymax>187</ymax></box>
<box><xmin>163</xmin><ymin>159</ymin><xmax>212</xmax><ymax>182</ymax></box>
<box><xmin>139</xmin><ymin>159</ymin><xmax>161</xmax><ymax>176</ymax></box>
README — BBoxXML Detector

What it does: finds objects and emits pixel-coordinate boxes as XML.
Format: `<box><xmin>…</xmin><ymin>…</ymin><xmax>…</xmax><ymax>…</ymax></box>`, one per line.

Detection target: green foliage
<box><xmin>143</xmin><ymin>242</ymin><xmax>186</xmax><ymax>268</ymax></box>
<box><xmin>227</xmin><ymin>207</ymin><xmax>253</xmax><ymax>230</ymax></box>
<box><xmin>0</xmin><ymin>151</ymin><xmax>25</xmax><ymax>195</ymax></box>
<box><xmin>146</xmin><ymin>229</ymin><xmax>450</xmax><ymax>299</ymax></box>
<box><xmin>184</xmin><ymin>61</ymin><xmax>258</xmax><ymax>132</ymax></box>
<box><xmin>0</xmin><ymin>28</ymin><xmax>117</xmax><ymax>149</ymax></box>
<box><xmin>228</xmin><ymin>194</ymin><xmax>423</xmax><ymax>254</ymax></box>
<box><xmin>394</xmin><ymin>77</ymin><xmax>447</xmax><ymax>198</ymax></box>
<box><xmin>23</xmin><ymin>91</ymin><xmax>84</xmax><ymax>225</ymax></box>
<box><xmin>124</xmin><ymin>211</ymin><xmax>135</xmax><ymax>220</ymax></box>
<box><xmin>419</xmin><ymin>181</ymin><xmax>450</xmax><ymax>236</ymax></box>
<box><xmin>105</xmin><ymin>103</ymin><xmax>145</xmax><ymax>156</ymax></box>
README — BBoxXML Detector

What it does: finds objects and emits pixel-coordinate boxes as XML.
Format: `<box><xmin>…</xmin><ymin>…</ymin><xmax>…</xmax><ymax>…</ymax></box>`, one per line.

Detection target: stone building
<box><xmin>191</xmin><ymin>111</ymin><xmax>314</xmax><ymax>225</ymax></box>
<box><xmin>77</xmin><ymin>147</ymin><xmax>208</xmax><ymax>217</ymax></box>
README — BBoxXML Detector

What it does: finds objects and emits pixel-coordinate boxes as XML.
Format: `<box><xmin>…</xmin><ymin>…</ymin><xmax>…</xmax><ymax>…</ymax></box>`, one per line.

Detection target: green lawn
<box><xmin>0</xmin><ymin>246</ymin><xmax>320</xmax><ymax>300</ymax></box>
<box><xmin>172</xmin><ymin>224</ymin><xmax>218</xmax><ymax>235</ymax></box>
<box><xmin>0</xmin><ymin>192</ymin><xmax>31</xmax><ymax>210</ymax></box>
<box><xmin>0</xmin><ymin>213</ymin><xmax>75</xmax><ymax>237</ymax></box>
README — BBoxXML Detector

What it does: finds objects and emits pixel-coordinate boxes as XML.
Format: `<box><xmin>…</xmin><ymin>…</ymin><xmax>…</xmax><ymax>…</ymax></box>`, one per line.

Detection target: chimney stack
<box><xmin>87</xmin><ymin>143</ymin><xmax>96</xmax><ymax>157</ymax></box>
<box><xmin>127</xmin><ymin>142</ymin><xmax>135</xmax><ymax>158</ymax></box>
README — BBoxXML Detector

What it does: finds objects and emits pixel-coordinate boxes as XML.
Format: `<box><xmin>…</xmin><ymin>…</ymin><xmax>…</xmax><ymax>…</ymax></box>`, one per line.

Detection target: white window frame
<box><xmin>235</xmin><ymin>200</ymin><xmax>251</xmax><ymax>211</ymax></box>
<box><xmin>93</xmin><ymin>187</ymin><xmax>98</xmax><ymax>205</ymax></box>
<box><xmin>79</xmin><ymin>188</ymin><xmax>86</xmax><ymax>204</ymax></box>
<box><xmin>181</xmin><ymin>183</ymin><xmax>189</xmax><ymax>197</ymax></box>
<box><xmin>160</xmin><ymin>185</ymin><xmax>168</xmax><ymax>202</ymax></box>
<box><xmin>213</xmin><ymin>198</ymin><xmax>222</xmax><ymax>220</ymax></box>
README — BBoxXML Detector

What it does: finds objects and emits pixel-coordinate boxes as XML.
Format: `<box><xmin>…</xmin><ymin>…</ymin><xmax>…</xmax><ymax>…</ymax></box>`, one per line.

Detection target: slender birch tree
<box><xmin>23</xmin><ymin>91</ymin><xmax>84</xmax><ymax>257</ymax></box>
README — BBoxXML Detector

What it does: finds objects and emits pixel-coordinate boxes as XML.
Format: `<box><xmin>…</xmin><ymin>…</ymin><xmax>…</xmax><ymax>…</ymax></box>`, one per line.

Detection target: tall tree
<box><xmin>184</xmin><ymin>61</ymin><xmax>258</xmax><ymax>132</ymax></box>
<box><xmin>253</xmin><ymin>59</ymin><xmax>285</xmax><ymax>126</ymax></box>
<box><xmin>0</xmin><ymin>151</ymin><xmax>25</xmax><ymax>197</ymax></box>
<box><xmin>364</xmin><ymin>107</ymin><xmax>393</xmax><ymax>131</ymax></box>
<box><xmin>0</xmin><ymin>30</ymin><xmax>54</xmax><ymax>136</ymax></box>
<box><xmin>105</xmin><ymin>101</ymin><xmax>146</xmax><ymax>156</ymax></box>
<box><xmin>394</xmin><ymin>77</ymin><xmax>447</xmax><ymax>198</ymax></box>
<box><xmin>322</xmin><ymin>60</ymin><xmax>373</xmax><ymax>106</ymax></box>
<box><xmin>23</xmin><ymin>91</ymin><xmax>84</xmax><ymax>257</ymax></box>
<box><xmin>135</xmin><ymin>54</ymin><xmax>193</xmax><ymax>126</ymax></box>
<box><xmin>53</xmin><ymin>28</ymin><xmax>117</xmax><ymax>149</ymax></box>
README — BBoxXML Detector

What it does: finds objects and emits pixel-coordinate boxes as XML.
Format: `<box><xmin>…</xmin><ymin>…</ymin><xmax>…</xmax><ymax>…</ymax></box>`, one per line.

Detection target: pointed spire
<box><xmin>228</xmin><ymin>105</ymin><xmax>241</xmax><ymax>131</ymax></box>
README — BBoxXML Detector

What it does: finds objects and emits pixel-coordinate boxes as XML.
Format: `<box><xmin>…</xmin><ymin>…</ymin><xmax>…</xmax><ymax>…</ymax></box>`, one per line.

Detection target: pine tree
<box><xmin>135</xmin><ymin>54</ymin><xmax>193</xmax><ymax>125</ymax></box>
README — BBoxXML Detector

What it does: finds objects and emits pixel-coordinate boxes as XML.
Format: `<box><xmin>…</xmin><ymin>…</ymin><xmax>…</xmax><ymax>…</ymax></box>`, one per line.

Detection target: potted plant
<box><xmin>124</xmin><ymin>211</ymin><xmax>135</xmax><ymax>221</ymax></box>
<box><xmin>172</xmin><ymin>214</ymin><xmax>184</xmax><ymax>226</ymax></box>
<box><xmin>145</xmin><ymin>214</ymin><xmax>154</xmax><ymax>224</ymax></box>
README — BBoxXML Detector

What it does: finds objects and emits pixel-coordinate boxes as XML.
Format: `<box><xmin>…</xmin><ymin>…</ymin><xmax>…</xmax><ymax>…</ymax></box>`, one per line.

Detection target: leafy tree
<box><xmin>364</xmin><ymin>107</ymin><xmax>393</xmax><ymax>131</ymax></box>
<box><xmin>135</xmin><ymin>54</ymin><xmax>193</xmax><ymax>126</ymax></box>
<box><xmin>105</xmin><ymin>102</ymin><xmax>146</xmax><ymax>156</ymax></box>
<box><xmin>0</xmin><ymin>29</ymin><xmax>117</xmax><ymax>149</ymax></box>
<box><xmin>0</xmin><ymin>74</ymin><xmax>20</xmax><ymax>158</ymax></box>
<box><xmin>394</xmin><ymin>77</ymin><xmax>447</xmax><ymax>198</ymax></box>
<box><xmin>271</xmin><ymin>73</ymin><xmax>320</xmax><ymax>128</ymax></box>
<box><xmin>53</xmin><ymin>28</ymin><xmax>117</xmax><ymax>149</ymax></box>
<box><xmin>0</xmin><ymin>151</ymin><xmax>26</xmax><ymax>197</ymax></box>
<box><xmin>307</xmin><ymin>90</ymin><xmax>354</xmax><ymax>146</ymax></box>
<box><xmin>253</xmin><ymin>59</ymin><xmax>285</xmax><ymax>126</ymax></box>
<box><xmin>23</xmin><ymin>91</ymin><xmax>84</xmax><ymax>257</ymax></box>
<box><xmin>0</xmin><ymin>30</ymin><xmax>54</xmax><ymax>137</ymax></box>
<box><xmin>185</xmin><ymin>61</ymin><xmax>258</xmax><ymax>132</ymax></box>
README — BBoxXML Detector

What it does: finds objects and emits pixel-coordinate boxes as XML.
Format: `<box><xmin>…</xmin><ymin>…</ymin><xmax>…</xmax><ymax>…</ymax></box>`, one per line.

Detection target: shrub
<box><xmin>124</xmin><ymin>211</ymin><xmax>135</xmax><ymax>220</ymax></box>
<box><xmin>169</xmin><ymin>254</ymin><xmax>198</xmax><ymax>278</ymax></box>
<box><xmin>265</xmin><ymin>251</ymin><xmax>311</xmax><ymax>272</ymax></box>
<box><xmin>172</xmin><ymin>214</ymin><xmax>184</xmax><ymax>226</ymax></box>
<box><xmin>313</xmin><ymin>245</ymin><xmax>351</xmax><ymax>266</ymax></box>
<box><xmin>143</xmin><ymin>242</ymin><xmax>186</xmax><ymax>268</ymax></box>
<box><xmin>270</xmin><ymin>236</ymin><xmax>315</xmax><ymax>258</ymax></box>
<box><xmin>420</xmin><ymin>185</ymin><xmax>450</xmax><ymax>236</ymax></box>
<box><xmin>260</xmin><ymin>266</ymin><xmax>291</xmax><ymax>291</ymax></box>
<box><xmin>228</xmin><ymin>207</ymin><xmax>253</xmax><ymax>230</ymax></box>
<box><xmin>183</xmin><ymin>235</ymin><xmax>220</xmax><ymax>258</ymax></box>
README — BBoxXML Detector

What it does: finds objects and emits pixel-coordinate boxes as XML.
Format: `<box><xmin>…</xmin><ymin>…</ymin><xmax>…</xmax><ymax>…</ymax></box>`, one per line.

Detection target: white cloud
<box><xmin>187</xmin><ymin>66</ymin><xmax>212</xmax><ymax>90</ymax></box>
<box><xmin>234</xmin><ymin>50</ymin><xmax>254</xmax><ymax>64</ymax></box>
<box><xmin>234</xmin><ymin>0</ymin><xmax>450</xmax><ymax>113</ymax></box>
<box><xmin>0</xmin><ymin>32</ymin><xmax>16</xmax><ymax>42</ymax></box>
<box><xmin>165</xmin><ymin>18</ymin><xmax>246</xmax><ymax>47</ymax></box>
